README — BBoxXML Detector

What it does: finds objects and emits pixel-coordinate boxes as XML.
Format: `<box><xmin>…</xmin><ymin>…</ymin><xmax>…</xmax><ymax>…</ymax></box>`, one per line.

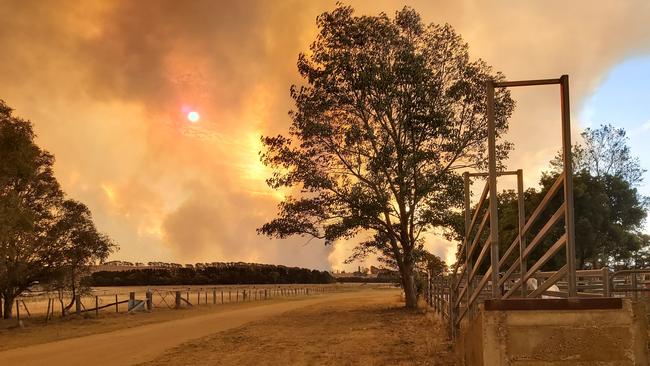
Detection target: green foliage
<box><xmin>498</xmin><ymin>172</ymin><xmax>647</xmax><ymax>269</ymax></box>
<box><xmin>462</xmin><ymin>124</ymin><xmax>648</xmax><ymax>272</ymax></box>
<box><xmin>46</xmin><ymin>200</ymin><xmax>116</xmax><ymax>313</ymax></box>
<box><xmin>495</xmin><ymin>122</ymin><xmax>649</xmax><ymax>270</ymax></box>
<box><xmin>0</xmin><ymin>100</ymin><xmax>116</xmax><ymax>318</ymax></box>
<box><xmin>1</xmin><ymin>100</ymin><xmax>63</xmax><ymax>318</ymax></box>
<box><xmin>86</xmin><ymin>264</ymin><xmax>334</xmax><ymax>286</ymax></box>
<box><xmin>258</xmin><ymin>5</ymin><xmax>513</xmax><ymax>307</ymax></box>
<box><xmin>551</xmin><ymin>124</ymin><xmax>646</xmax><ymax>185</ymax></box>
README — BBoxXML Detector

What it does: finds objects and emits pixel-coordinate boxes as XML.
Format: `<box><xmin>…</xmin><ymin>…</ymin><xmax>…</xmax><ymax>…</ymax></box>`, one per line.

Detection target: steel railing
<box><xmin>427</xmin><ymin>76</ymin><xmax>582</xmax><ymax>338</ymax></box>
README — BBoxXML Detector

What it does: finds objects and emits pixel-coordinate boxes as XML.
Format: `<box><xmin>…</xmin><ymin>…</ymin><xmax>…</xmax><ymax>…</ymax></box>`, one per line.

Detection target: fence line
<box><xmin>425</xmin><ymin>267</ymin><xmax>650</xmax><ymax>336</ymax></box>
<box><xmin>8</xmin><ymin>284</ymin><xmax>342</xmax><ymax>323</ymax></box>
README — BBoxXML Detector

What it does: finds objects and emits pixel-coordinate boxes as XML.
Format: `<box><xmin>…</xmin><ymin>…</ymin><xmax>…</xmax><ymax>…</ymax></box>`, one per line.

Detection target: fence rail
<box><xmin>3</xmin><ymin>284</ymin><xmax>342</xmax><ymax>323</ymax></box>
<box><xmin>423</xmin><ymin>75</ymin><xmax>649</xmax><ymax>339</ymax></box>
<box><xmin>426</xmin><ymin>267</ymin><xmax>650</xmax><ymax>335</ymax></box>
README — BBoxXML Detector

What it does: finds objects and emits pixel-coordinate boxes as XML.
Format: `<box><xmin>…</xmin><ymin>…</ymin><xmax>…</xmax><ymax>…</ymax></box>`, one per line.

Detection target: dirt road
<box><xmin>0</xmin><ymin>290</ymin><xmax>386</xmax><ymax>366</ymax></box>
<box><xmin>144</xmin><ymin>288</ymin><xmax>454</xmax><ymax>366</ymax></box>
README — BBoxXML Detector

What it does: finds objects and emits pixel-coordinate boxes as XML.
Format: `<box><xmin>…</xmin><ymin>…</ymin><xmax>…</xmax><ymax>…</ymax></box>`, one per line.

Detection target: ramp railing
<box><xmin>428</xmin><ymin>75</ymin><xmax>581</xmax><ymax>337</ymax></box>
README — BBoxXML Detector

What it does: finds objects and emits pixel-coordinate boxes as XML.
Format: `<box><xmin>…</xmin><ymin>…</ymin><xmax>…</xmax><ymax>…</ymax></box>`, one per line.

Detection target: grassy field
<box><xmin>140</xmin><ymin>289</ymin><xmax>455</xmax><ymax>366</ymax></box>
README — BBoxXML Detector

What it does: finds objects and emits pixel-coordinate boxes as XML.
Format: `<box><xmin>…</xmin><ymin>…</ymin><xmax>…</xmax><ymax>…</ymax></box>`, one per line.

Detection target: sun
<box><xmin>187</xmin><ymin>111</ymin><xmax>200</xmax><ymax>123</ymax></box>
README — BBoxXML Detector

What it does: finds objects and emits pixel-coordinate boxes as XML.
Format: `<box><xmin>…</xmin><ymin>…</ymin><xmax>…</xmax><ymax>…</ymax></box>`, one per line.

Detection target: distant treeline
<box><xmin>85</xmin><ymin>263</ymin><xmax>335</xmax><ymax>286</ymax></box>
<box><xmin>335</xmin><ymin>276</ymin><xmax>399</xmax><ymax>284</ymax></box>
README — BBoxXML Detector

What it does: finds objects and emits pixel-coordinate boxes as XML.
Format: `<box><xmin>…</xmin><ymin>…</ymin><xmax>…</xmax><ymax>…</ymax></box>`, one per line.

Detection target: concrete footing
<box><xmin>456</xmin><ymin>298</ymin><xmax>649</xmax><ymax>365</ymax></box>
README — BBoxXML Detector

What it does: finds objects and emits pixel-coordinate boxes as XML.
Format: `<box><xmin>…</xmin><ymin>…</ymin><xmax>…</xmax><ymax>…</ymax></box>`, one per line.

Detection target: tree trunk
<box><xmin>400</xmin><ymin>262</ymin><xmax>418</xmax><ymax>309</ymax></box>
<box><xmin>2</xmin><ymin>294</ymin><xmax>13</xmax><ymax>319</ymax></box>
<box><xmin>64</xmin><ymin>289</ymin><xmax>76</xmax><ymax>315</ymax></box>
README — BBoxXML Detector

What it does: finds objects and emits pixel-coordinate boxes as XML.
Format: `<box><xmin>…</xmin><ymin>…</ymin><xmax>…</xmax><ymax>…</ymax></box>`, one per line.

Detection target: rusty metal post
<box><xmin>517</xmin><ymin>169</ymin><xmax>527</xmax><ymax>297</ymax></box>
<box><xmin>463</xmin><ymin>172</ymin><xmax>472</xmax><ymax>312</ymax></box>
<box><xmin>486</xmin><ymin>80</ymin><xmax>500</xmax><ymax>299</ymax></box>
<box><xmin>436</xmin><ymin>279</ymin><xmax>441</xmax><ymax>313</ymax></box>
<box><xmin>560</xmin><ymin>75</ymin><xmax>577</xmax><ymax>298</ymax></box>
<box><xmin>602</xmin><ymin>267</ymin><xmax>611</xmax><ymax>297</ymax></box>
<box><xmin>431</xmin><ymin>279</ymin><xmax>436</xmax><ymax>311</ymax></box>
<box><xmin>632</xmin><ymin>273</ymin><xmax>639</xmax><ymax>300</ymax></box>
<box><xmin>449</xmin><ymin>275</ymin><xmax>457</xmax><ymax>338</ymax></box>
<box><xmin>426</xmin><ymin>272</ymin><xmax>431</xmax><ymax>306</ymax></box>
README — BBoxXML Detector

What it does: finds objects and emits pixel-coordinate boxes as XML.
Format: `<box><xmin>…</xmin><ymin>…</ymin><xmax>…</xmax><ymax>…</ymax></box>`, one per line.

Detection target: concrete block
<box><xmin>456</xmin><ymin>299</ymin><xmax>649</xmax><ymax>366</ymax></box>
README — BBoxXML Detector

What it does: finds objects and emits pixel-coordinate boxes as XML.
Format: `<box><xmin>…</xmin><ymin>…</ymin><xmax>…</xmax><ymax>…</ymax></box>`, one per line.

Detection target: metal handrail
<box><xmin>430</xmin><ymin>75</ymin><xmax>582</xmax><ymax>338</ymax></box>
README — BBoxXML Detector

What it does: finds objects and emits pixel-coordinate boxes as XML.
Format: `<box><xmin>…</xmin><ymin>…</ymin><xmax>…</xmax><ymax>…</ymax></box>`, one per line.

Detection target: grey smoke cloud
<box><xmin>0</xmin><ymin>0</ymin><xmax>649</xmax><ymax>269</ymax></box>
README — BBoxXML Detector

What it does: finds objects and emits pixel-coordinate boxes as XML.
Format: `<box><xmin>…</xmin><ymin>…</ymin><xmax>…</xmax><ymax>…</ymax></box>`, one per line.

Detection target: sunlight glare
<box><xmin>187</xmin><ymin>111</ymin><xmax>200</xmax><ymax>123</ymax></box>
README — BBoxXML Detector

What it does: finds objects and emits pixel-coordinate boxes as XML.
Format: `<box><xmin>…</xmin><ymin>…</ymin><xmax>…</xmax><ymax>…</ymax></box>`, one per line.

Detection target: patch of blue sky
<box><xmin>579</xmin><ymin>56</ymin><xmax>650</xmax><ymax>232</ymax></box>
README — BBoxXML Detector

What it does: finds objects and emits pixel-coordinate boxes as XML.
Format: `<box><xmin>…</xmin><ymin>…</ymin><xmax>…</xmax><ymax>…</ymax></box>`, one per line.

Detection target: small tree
<box><xmin>498</xmin><ymin>125</ymin><xmax>649</xmax><ymax>269</ymax></box>
<box><xmin>0</xmin><ymin>100</ymin><xmax>116</xmax><ymax>318</ymax></box>
<box><xmin>47</xmin><ymin>200</ymin><xmax>116</xmax><ymax>315</ymax></box>
<box><xmin>551</xmin><ymin>123</ymin><xmax>646</xmax><ymax>185</ymax></box>
<box><xmin>258</xmin><ymin>6</ymin><xmax>514</xmax><ymax>308</ymax></box>
<box><xmin>0</xmin><ymin>101</ymin><xmax>63</xmax><ymax>318</ymax></box>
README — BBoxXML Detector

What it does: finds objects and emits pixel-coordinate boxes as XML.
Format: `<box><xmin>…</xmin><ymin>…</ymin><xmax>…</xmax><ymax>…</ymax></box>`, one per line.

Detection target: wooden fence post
<box><xmin>95</xmin><ymin>296</ymin><xmax>99</xmax><ymax>317</ymax></box>
<box><xmin>20</xmin><ymin>300</ymin><xmax>31</xmax><ymax>318</ymax></box>
<box><xmin>221</xmin><ymin>291</ymin><xmax>224</xmax><ymax>304</ymax></box>
<box><xmin>213</xmin><ymin>289</ymin><xmax>216</xmax><ymax>304</ymax></box>
<box><xmin>15</xmin><ymin>300</ymin><xmax>20</xmax><ymax>323</ymax></box>
<box><xmin>129</xmin><ymin>292</ymin><xmax>137</xmax><ymax>311</ymax></box>
<box><xmin>175</xmin><ymin>291</ymin><xmax>181</xmax><ymax>309</ymax></box>
<box><xmin>45</xmin><ymin>298</ymin><xmax>50</xmax><ymax>323</ymax></box>
<box><xmin>75</xmin><ymin>295</ymin><xmax>81</xmax><ymax>315</ymax></box>
<box><xmin>115</xmin><ymin>294</ymin><xmax>119</xmax><ymax>313</ymax></box>
<box><xmin>146</xmin><ymin>291</ymin><xmax>153</xmax><ymax>311</ymax></box>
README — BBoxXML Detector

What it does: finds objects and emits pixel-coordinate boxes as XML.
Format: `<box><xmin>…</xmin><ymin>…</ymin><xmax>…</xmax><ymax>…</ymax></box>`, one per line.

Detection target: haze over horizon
<box><xmin>1</xmin><ymin>0</ymin><xmax>650</xmax><ymax>271</ymax></box>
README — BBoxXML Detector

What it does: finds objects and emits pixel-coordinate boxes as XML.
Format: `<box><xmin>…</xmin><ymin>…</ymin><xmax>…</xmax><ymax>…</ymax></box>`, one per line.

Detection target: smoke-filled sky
<box><xmin>1</xmin><ymin>1</ymin><xmax>649</xmax><ymax>270</ymax></box>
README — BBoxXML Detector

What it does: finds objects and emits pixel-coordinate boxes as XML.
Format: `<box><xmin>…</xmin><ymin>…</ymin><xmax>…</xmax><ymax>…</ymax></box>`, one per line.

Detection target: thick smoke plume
<box><xmin>1</xmin><ymin>1</ymin><xmax>649</xmax><ymax>269</ymax></box>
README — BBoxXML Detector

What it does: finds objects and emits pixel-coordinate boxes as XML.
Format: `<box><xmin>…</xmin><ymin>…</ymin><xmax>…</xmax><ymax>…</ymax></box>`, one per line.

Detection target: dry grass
<box><xmin>0</xmin><ymin>296</ymin><xmax>318</xmax><ymax>351</ymax></box>
<box><xmin>142</xmin><ymin>291</ymin><xmax>456</xmax><ymax>366</ymax></box>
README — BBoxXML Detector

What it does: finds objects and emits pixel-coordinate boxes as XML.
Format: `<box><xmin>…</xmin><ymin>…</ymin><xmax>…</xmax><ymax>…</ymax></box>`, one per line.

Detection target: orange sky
<box><xmin>1</xmin><ymin>1</ymin><xmax>650</xmax><ymax>270</ymax></box>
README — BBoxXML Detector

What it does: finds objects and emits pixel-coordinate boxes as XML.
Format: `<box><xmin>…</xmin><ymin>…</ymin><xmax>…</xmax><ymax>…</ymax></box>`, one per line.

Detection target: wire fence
<box><xmin>5</xmin><ymin>284</ymin><xmax>343</xmax><ymax>323</ymax></box>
